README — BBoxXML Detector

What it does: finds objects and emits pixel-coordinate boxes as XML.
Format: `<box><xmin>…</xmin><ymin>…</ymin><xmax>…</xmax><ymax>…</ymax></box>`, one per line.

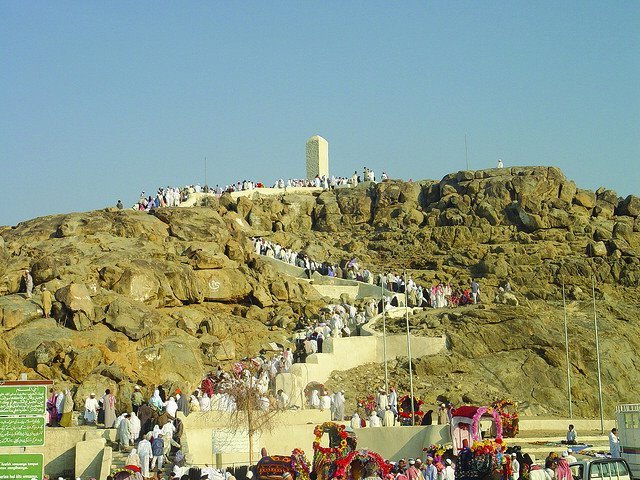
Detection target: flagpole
<box><xmin>404</xmin><ymin>270</ymin><xmax>415</xmax><ymax>426</ymax></box>
<box><xmin>562</xmin><ymin>280</ymin><xmax>573</xmax><ymax>418</ymax></box>
<box><xmin>382</xmin><ymin>282</ymin><xmax>389</xmax><ymax>395</ymax></box>
<box><xmin>592</xmin><ymin>277</ymin><xmax>605</xmax><ymax>434</ymax></box>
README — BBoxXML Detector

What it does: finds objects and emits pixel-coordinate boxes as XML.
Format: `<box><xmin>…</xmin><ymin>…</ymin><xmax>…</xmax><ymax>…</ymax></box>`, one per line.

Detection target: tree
<box><xmin>222</xmin><ymin>358</ymin><xmax>284</xmax><ymax>466</ymax></box>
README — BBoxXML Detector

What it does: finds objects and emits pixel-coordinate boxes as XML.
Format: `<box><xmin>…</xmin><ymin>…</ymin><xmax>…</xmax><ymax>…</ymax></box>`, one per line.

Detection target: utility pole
<box><xmin>562</xmin><ymin>280</ymin><xmax>573</xmax><ymax>418</ymax></box>
<box><xmin>404</xmin><ymin>270</ymin><xmax>415</xmax><ymax>426</ymax></box>
<box><xmin>592</xmin><ymin>277</ymin><xmax>605</xmax><ymax>434</ymax></box>
<box><xmin>382</xmin><ymin>282</ymin><xmax>389</xmax><ymax>395</ymax></box>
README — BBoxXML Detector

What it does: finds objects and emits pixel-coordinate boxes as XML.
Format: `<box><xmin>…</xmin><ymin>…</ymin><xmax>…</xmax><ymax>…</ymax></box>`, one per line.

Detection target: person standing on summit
<box><xmin>41</xmin><ymin>286</ymin><xmax>52</xmax><ymax>318</ymax></box>
<box><xmin>22</xmin><ymin>270</ymin><xmax>33</xmax><ymax>298</ymax></box>
<box><xmin>471</xmin><ymin>279</ymin><xmax>480</xmax><ymax>304</ymax></box>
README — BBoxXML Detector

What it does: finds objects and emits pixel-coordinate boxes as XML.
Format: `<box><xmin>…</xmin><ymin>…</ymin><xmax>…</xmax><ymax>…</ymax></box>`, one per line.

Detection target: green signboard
<box><xmin>0</xmin><ymin>386</ymin><xmax>46</xmax><ymax>416</ymax></box>
<box><xmin>0</xmin><ymin>453</ymin><xmax>43</xmax><ymax>480</ymax></box>
<box><xmin>0</xmin><ymin>417</ymin><xmax>45</xmax><ymax>447</ymax></box>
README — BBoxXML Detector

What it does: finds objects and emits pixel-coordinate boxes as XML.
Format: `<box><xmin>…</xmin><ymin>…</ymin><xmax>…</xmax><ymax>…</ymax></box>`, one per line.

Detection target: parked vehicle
<box><xmin>617</xmin><ymin>404</ymin><xmax>640</xmax><ymax>480</ymax></box>
<box><xmin>570</xmin><ymin>458</ymin><xmax>633</xmax><ymax>480</ymax></box>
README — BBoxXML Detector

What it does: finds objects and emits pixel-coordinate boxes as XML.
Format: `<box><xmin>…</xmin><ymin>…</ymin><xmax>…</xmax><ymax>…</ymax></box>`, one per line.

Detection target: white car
<box><xmin>570</xmin><ymin>459</ymin><xmax>634</xmax><ymax>480</ymax></box>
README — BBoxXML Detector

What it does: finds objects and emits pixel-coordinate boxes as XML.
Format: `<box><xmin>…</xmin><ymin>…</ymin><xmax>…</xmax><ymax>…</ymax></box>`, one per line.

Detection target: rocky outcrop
<box><xmin>0</xmin><ymin>166</ymin><xmax>637</xmax><ymax>418</ymax></box>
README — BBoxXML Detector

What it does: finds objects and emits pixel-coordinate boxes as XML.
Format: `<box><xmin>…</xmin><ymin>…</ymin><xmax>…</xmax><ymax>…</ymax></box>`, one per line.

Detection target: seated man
<box><xmin>562</xmin><ymin>424</ymin><xmax>577</xmax><ymax>445</ymax></box>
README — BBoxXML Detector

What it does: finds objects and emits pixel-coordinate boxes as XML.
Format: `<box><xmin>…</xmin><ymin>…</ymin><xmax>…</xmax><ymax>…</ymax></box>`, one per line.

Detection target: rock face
<box><xmin>0</xmin><ymin>166</ymin><xmax>638</xmax><ymax>418</ymax></box>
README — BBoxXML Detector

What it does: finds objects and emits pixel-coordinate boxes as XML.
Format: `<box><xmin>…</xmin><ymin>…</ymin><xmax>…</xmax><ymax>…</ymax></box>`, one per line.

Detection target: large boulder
<box><xmin>617</xmin><ymin>195</ymin><xmax>640</xmax><ymax>218</ymax></box>
<box><xmin>0</xmin><ymin>295</ymin><xmax>42</xmax><ymax>330</ymax></box>
<box><xmin>196</xmin><ymin>269</ymin><xmax>251</xmax><ymax>301</ymax></box>
<box><xmin>574</xmin><ymin>189</ymin><xmax>596</xmax><ymax>209</ymax></box>
<box><xmin>67</xmin><ymin>347</ymin><xmax>103</xmax><ymax>382</ymax></box>
<box><xmin>587</xmin><ymin>241</ymin><xmax>608</xmax><ymax>257</ymax></box>
<box><xmin>105</xmin><ymin>297</ymin><xmax>159</xmax><ymax>340</ymax></box>
<box><xmin>137</xmin><ymin>339</ymin><xmax>204</xmax><ymax>386</ymax></box>
<box><xmin>111</xmin><ymin>267</ymin><xmax>161</xmax><ymax>304</ymax></box>
<box><xmin>55</xmin><ymin>284</ymin><xmax>95</xmax><ymax>320</ymax></box>
<box><xmin>153</xmin><ymin>207</ymin><xmax>230</xmax><ymax>244</ymax></box>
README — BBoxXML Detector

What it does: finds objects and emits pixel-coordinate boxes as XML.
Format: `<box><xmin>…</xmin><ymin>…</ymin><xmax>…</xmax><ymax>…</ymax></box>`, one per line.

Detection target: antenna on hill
<box><xmin>204</xmin><ymin>157</ymin><xmax>208</xmax><ymax>188</ymax></box>
<box><xmin>465</xmin><ymin>133</ymin><xmax>469</xmax><ymax>170</ymax></box>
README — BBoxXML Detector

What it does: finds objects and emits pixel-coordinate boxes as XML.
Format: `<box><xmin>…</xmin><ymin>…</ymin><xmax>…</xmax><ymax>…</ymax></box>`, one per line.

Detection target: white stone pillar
<box><xmin>306</xmin><ymin>135</ymin><xmax>329</xmax><ymax>180</ymax></box>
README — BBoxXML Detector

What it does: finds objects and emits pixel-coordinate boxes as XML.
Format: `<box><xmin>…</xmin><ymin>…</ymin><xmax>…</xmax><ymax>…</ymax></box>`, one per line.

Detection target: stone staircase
<box><xmin>108</xmin><ymin>433</ymin><xmax>190</xmax><ymax>478</ymax></box>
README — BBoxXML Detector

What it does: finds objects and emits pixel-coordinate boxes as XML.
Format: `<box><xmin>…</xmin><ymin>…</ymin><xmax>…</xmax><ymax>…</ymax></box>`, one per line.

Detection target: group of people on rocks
<box><xmin>128</xmin><ymin>186</ymin><xmax>188</xmax><ymax>211</ymax></box>
<box><xmin>253</xmin><ymin>237</ymin><xmax>483</xmax><ymax>310</ymax></box>
<box><xmin>123</xmin><ymin>167</ymin><xmax>393</xmax><ymax>211</ymax></box>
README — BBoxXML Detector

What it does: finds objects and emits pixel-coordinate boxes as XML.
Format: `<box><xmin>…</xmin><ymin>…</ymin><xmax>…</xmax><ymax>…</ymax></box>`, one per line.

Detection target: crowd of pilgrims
<box><xmin>124</xmin><ymin>167</ymin><xmax>392</xmax><ymax>212</ymax></box>
<box><xmin>62</xmin><ymin>353</ymin><xmax>295</xmax><ymax>479</ymax></box>
<box><xmin>253</xmin><ymin>237</ymin><xmax>482</xmax><ymax>309</ymax></box>
<box><xmin>46</xmin><ymin>353</ymin><xmax>574</xmax><ymax>480</ymax></box>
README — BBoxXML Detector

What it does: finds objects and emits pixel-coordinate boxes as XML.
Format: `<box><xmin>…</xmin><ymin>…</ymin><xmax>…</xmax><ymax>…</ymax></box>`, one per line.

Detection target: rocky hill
<box><xmin>0</xmin><ymin>166</ymin><xmax>638</xmax><ymax>416</ymax></box>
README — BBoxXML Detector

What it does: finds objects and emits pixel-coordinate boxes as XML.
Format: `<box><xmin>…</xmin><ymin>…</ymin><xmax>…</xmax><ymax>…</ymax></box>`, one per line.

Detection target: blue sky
<box><xmin>1</xmin><ymin>1</ymin><xmax>638</xmax><ymax>226</ymax></box>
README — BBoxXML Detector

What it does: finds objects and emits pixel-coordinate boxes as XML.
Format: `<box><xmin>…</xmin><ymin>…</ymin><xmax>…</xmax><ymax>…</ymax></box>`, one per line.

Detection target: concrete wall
<box><xmin>518</xmin><ymin>418</ymin><xmax>615</xmax><ymax>432</ymax></box>
<box><xmin>75</xmin><ymin>437</ymin><xmax>107</xmax><ymax>480</ymax></box>
<box><xmin>181</xmin><ymin>410</ymin><xmax>332</xmax><ymax>468</ymax></box>
<box><xmin>277</xmin><ymin>333</ymin><xmax>446</xmax><ymax>408</ymax></box>
<box><xmin>182</xmin><ymin>187</ymin><xmax>325</xmax><ymax>207</ymax></box>
<box><xmin>181</xmin><ymin>409</ymin><xmax>448</xmax><ymax>468</ymax></box>
<box><xmin>0</xmin><ymin>427</ymin><xmax>113</xmax><ymax>478</ymax></box>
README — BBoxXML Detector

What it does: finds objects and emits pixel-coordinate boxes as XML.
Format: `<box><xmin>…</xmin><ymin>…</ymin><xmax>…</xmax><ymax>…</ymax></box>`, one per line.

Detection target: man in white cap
<box><xmin>376</xmin><ymin>388</ymin><xmax>389</xmax><ymax>414</ymax></box>
<box><xmin>350</xmin><ymin>412</ymin><xmax>361</xmax><ymax>429</ymax></box>
<box><xmin>369</xmin><ymin>411</ymin><xmax>381</xmax><ymax>428</ymax></box>
<box><xmin>406</xmin><ymin>459</ymin><xmax>423</xmax><ymax>480</ymax></box>
<box><xmin>444</xmin><ymin>459</ymin><xmax>455</xmax><ymax>480</ymax></box>
<box><xmin>382</xmin><ymin>405</ymin><xmax>395</xmax><ymax>426</ymax></box>
<box><xmin>424</xmin><ymin>456</ymin><xmax>437</xmax><ymax>480</ymax></box>
<box><xmin>511</xmin><ymin>453</ymin><xmax>519</xmax><ymax>480</ymax></box>
<box><xmin>131</xmin><ymin>385</ymin><xmax>144</xmax><ymax>414</ymax></box>
<box><xmin>84</xmin><ymin>393</ymin><xmax>99</xmax><ymax>424</ymax></box>
<box><xmin>437</xmin><ymin>404</ymin><xmax>448</xmax><ymax>425</ymax></box>
<box><xmin>562</xmin><ymin>450</ymin><xmax>577</xmax><ymax>464</ymax></box>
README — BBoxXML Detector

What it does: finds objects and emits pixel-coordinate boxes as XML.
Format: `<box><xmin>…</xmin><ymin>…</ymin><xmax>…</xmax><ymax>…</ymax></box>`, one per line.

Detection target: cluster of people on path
<box><xmin>81</xmin><ymin>385</ymin><xmax>188</xmax><ymax>478</ymax></box>
<box><xmin>293</xmin><ymin>299</ymin><xmax>380</xmax><ymax>362</ymax></box>
<box><xmin>253</xmin><ymin>237</ymin><xmax>399</xmax><ymax>289</ymax></box>
<box><xmin>345</xmin><ymin>391</ymin><xmax>450</xmax><ymax>429</ymax></box>
<box><xmin>253</xmin><ymin>237</ymin><xmax>483</xmax><ymax>309</ymax></box>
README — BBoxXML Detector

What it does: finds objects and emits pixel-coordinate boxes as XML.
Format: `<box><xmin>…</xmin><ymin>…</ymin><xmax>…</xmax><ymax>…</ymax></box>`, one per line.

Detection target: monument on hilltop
<box><xmin>306</xmin><ymin>135</ymin><xmax>329</xmax><ymax>180</ymax></box>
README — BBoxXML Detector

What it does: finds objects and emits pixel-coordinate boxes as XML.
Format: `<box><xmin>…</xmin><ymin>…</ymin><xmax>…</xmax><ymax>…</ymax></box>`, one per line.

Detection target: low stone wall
<box><xmin>181</xmin><ymin>409</ymin><xmax>449</xmax><ymax>468</ymax></box>
<box><xmin>181</xmin><ymin>409</ymin><xmax>332</xmax><ymax>468</ymax></box>
<box><xmin>0</xmin><ymin>427</ymin><xmax>112</xmax><ymax>479</ymax></box>
<box><xmin>182</xmin><ymin>187</ymin><xmax>324</xmax><ymax>208</ymax></box>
